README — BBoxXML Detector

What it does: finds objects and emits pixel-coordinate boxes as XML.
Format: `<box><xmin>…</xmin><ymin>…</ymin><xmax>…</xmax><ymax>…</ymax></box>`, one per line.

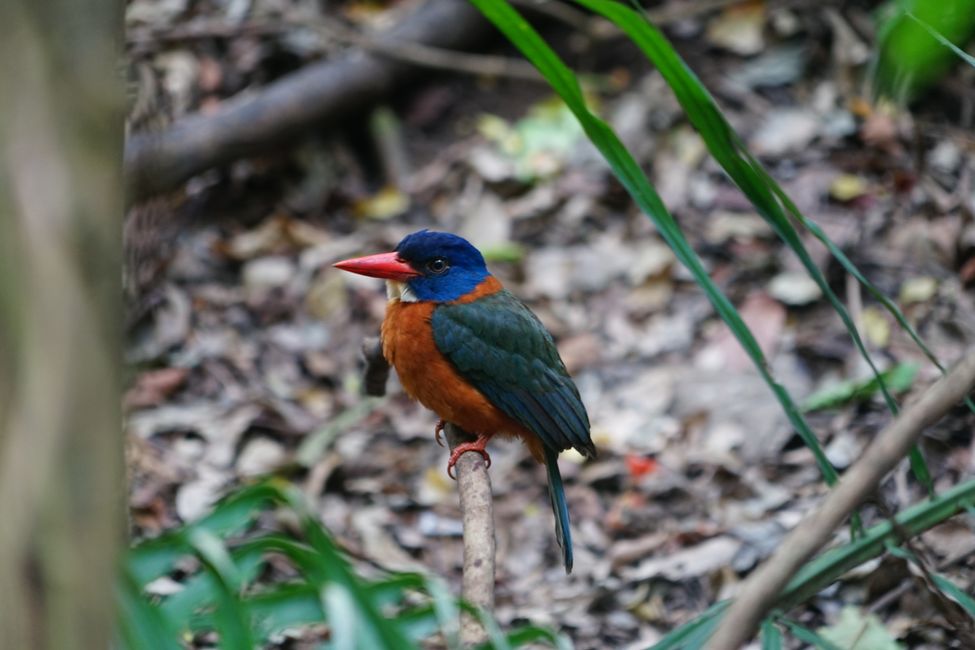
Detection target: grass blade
<box><xmin>648</xmin><ymin>601</ymin><xmax>730</xmax><ymax>650</ymax></box>
<box><xmin>324</xmin><ymin>583</ymin><xmax>360</xmax><ymax>650</ymax></box>
<box><xmin>780</xmin><ymin>619</ymin><xmax>844</xmax><ymax>650</ymax></box>
<box><xmin>761</xmin><ymin>618</ymin><xmax>783</xmax><ymax>650</ymax></box>
<box><xmin>492</xmin><ymin>625</ymin><xmax>573</xmax><ymax>649</ymax></box>
<box><xmin>116</xmin><ymin>568</ymin><xmax>182</xmax><ymax>650</ymax></box>
<box><xmin>276</xmin><ymin>484</ymin><xmax>417</xmax><ymax>650</ymax></box>
<box><xmin>906</xmin><ymin>12</ymin><xmax>975</xmax><ymax>67</ymax></box>
<box><xmin>648</xmin><ymin>479</ymin><xmax>975</xmax><ymax>644</ymax></box>
<box><xmin>931</xmin><ymin>574</ymin><xmax>975</xmax><ymax>617</ymax></box>
<box><xmin>247</xmin><ymin>585</ymin><xmax>326</xmax><ymax>639</ymax></box>
<box><xmin>781</xmin><ymin>479</ymin><xmax>975</xmax><ymax>607</ymax></box>
<box><xmin>469</xmin><ymin>0</ymin><xmax>842</xmax><ymax>494</ymax></box>
<box><xmin>873</xmin><ymin>0</ymin><xmax>975</xmax><ymax>101</ymax></box>
<box><xmin>188</xmin><ymin>529</ymin><xmax>256</xmax><ymax>650</ymax></box>
<box><xmin>574</xmin><ymin>0</ymin><xmax>933</xmax><ymax>496</ymax></box>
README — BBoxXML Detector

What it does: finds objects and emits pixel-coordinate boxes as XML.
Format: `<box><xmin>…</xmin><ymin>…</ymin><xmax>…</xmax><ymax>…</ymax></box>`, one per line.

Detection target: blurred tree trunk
<box><xmin>0</xmin><ymin>0</ymin><xmax>123</xmax><ymax>648</ymax></box>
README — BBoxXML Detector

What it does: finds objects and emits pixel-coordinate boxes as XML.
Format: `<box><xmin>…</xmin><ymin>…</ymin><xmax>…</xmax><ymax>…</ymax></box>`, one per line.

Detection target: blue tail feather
<box><xmin>543</xmin><ymin>447</ymin><xmax>573</xmax><ymax>573</ymax></box>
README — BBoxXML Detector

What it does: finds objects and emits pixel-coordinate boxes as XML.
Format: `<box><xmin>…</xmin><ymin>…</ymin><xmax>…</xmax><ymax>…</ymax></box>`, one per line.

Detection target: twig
<box><xmin>311</xmin><ymin>19</ymin><xmax>543</xmax><ymax>82</ymax></box>
<box><xmin>707</xmin><ymin>346</ymin><xmax>975</xmax><ymax>649</ymax></box>
<box><xmin>445</xmin><ymin>423</ymin><xmax>497</xmax><ymax>645</ymax></box>
<box><xmin>359</xmin><ymin>335</ymin><xmax>497</xmax><ymax>644</ymax></box>
<box><xmin>361</xmin><ymin>337</ymin><xmax>390</xmax><ymax>397</ymax></box>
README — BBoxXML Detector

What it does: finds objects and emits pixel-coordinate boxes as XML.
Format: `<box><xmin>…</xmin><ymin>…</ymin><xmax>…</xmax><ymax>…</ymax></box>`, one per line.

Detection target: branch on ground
<box><xmin>707</xmin><ymin>346</ymin><xmax>975</xmax><ymax>649</ymax></box>
<box><xmin>124</xmin><ymin>0</ymin><xmax>491</xmax><ymax>202</ymax></box>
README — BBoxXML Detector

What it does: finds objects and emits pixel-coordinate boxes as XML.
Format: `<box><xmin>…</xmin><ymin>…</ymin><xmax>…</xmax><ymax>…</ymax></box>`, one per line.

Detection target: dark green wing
<box><xmin>430</xmin><ymin>290</ymin><xmax>595</xmax><ymax>457</ymax></box>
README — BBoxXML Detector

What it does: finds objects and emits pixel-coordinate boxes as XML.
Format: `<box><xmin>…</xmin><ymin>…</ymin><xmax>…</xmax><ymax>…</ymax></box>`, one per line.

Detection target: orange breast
<box><xmin>381</xmin><ymin>296</ymin><xmax>544</xmax><ymax>461</ymax></box>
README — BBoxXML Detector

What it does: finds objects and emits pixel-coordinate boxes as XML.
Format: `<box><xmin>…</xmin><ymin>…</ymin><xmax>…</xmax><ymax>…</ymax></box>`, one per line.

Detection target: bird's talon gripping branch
<box><xmin>434</xmin><ymin>419</ymin><xmax>446</xmax><ymax>447</ymax></box>
<box><xmin>447</xmin><ymin>438</ymin><xmax>492</xmax><ymax>480</ymax></box>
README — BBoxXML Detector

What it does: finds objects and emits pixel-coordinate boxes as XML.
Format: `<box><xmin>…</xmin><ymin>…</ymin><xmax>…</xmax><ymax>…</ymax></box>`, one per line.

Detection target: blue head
<box><xmin>394</xmin><ymin>231</ymin><xmax>490</xmax><ymax>301</ymax></box>
<box><xmin>334</xmin><ymin>230</ymin><xmax>490</xmax><ymax>302</ymax></box>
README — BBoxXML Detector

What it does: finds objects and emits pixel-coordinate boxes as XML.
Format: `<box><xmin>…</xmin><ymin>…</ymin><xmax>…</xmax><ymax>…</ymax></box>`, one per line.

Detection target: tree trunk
<box><xmin>0</xmin><ymin>1</ymin><xmax>124</xmax><ymax>648</ymax></box>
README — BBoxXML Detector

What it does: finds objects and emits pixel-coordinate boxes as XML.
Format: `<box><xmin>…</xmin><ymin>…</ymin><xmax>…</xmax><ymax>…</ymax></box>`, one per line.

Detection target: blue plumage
<box><xmin>395</xmin><ymin>230</ymin><xmax>489</xmax><ymax>302</ymax></box>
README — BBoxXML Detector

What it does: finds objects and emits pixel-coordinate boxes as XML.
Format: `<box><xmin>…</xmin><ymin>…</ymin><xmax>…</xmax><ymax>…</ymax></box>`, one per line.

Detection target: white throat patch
<box><xmin>386</xmin><ymin>280</ymin><xmax>418</xmax><ymax>303</ymax></box>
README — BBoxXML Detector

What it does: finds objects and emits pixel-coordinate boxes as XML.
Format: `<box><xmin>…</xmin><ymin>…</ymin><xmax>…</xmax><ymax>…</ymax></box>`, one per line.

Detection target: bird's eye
<box><xmin>426</xmin><ymin>257</ymin><xmax>449</xmax><ymax>274</ymax></box>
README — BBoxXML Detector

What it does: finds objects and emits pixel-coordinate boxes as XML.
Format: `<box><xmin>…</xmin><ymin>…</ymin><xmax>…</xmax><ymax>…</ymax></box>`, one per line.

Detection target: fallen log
<box><xmin>125</xmin><ymin>0</ymin><xmax>491</xmax><ymax>201</ymax></box>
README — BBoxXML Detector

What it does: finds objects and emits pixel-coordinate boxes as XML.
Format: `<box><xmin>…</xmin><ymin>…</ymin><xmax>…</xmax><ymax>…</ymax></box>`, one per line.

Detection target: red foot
<box><xmin>434</xmin><ymin>419</ymin><xmax>446</xmax><ymax>447</ymax></box>
<box><xmin>447</xmin><ymin>436</ymin><xmax>492</xmax><ymax>480</ymax></box>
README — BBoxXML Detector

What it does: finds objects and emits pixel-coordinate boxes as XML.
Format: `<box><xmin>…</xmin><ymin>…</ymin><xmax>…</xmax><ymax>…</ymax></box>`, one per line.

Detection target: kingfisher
<box><xmin>334</xmin><ymin>230</ymin><xmax>595</xmax><ymax>573</ymax></box>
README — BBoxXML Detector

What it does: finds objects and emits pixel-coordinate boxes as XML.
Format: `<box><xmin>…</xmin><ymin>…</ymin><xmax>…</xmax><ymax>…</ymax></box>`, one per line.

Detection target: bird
<box><xmin>334</xmin><ymin>230</ymin><xmax>596</xmax><ymax>573</ymax></box>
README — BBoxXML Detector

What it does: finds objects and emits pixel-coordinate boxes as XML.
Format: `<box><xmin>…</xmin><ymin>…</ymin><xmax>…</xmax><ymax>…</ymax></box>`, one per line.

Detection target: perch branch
<box><xmin>360</xmin><ymin>336</ymin><xmax>496</xmax><ymax>645</ymax></box>
<box><xmin>124</xmin><ymin>0</ymin><xmax>492</xmax><ymax>201</ymax></box>
<box><xmin>707</xmin><ymin>346</ymin><xmax>975</xmax><ymax>649</ymax></box>
<box><xmin>444</xmin><ymin>423</ymin><xmax>497</xmax><ymax>645</ymax></box>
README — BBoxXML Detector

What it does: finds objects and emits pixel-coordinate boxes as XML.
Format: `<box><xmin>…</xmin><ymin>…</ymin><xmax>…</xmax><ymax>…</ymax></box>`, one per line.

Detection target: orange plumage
<box><xmin>381</xmin><ymin>277</ymin><xmax>545</xmax><ymax>461</ymax></box>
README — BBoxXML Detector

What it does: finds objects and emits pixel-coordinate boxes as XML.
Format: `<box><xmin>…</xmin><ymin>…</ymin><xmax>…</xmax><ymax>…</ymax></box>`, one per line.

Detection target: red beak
<box><xmin>333</xmin><ymin>251</ymin><xmax>420</xmax><ymax>281</ymax></box>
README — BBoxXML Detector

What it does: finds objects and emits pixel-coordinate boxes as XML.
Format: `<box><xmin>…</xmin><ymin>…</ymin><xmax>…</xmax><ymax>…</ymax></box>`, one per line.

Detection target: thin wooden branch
<box><xmin>444</xmin><ymin>423</ymin><xmax>496</xmax><ymax>646</ymax></box>
<box><xmin>707</xmin><ymin>346</ymin><xmax>975</xmax><ymax>649</ymax></box>
<box><xmin>360</xmin><ymin>336</ymin><xmax>497</xmax><ymax>645</ymax></box>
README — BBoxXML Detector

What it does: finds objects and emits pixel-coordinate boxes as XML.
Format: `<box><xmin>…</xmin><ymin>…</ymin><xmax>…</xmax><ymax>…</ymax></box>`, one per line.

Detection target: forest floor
<box><xmin>124</xmin><ymin>1</ymin><xmax>975</xmax><ymax>647</ymax></box>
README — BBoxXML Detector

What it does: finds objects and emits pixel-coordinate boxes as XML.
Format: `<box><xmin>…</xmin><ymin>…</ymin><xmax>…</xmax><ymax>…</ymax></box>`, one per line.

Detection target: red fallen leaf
<box><xmin>124</xmin><ymin>367</ymin><xmax>189</xmax><ymax>410</ymax></box>
<box><xmin>626</xmin><ymin>454</ymin><xmax>659</xmax><ymax>478</ymax></box>
<box><xmin>960</xmin><ymin>257</ymin><xmax>975</xmax><ymax>287</ymax></box>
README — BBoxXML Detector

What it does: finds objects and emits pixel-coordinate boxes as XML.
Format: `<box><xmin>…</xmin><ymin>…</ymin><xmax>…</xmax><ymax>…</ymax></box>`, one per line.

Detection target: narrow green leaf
<box><xmin>423</xmin><ymin>575</ymin><xmax>461</xmax><ymax>649</ymax></box>
<box><xmin>324</xmin><ymin>584</ymin><xmax>359</xmax><ymax>650</ymax></box>
<box><xmin>931</xmin><ymin>574</ymin><xmax>975</xmax><ymax>618</ymax></box>
<box><xmin>116</xmin><ymin>568</ymin><xmax>182</xmax><ymax>650</ymax></box>
<box><xmin>160</xmin><ymin>543</ymin><xmax>267</xmax><ymax>628</ymax></box>
<box><xmin>490</xmin><ymin>624</ymin><xmax>572</xmax><ymax>649</ymax></box>
<box><xmin>647</xmin><ymin>479</ymin><xmax>975</xmax><ymax>645</ymax></box>
<box><xmin>761</xmin><ymin>618</ymin><xmax>783</xmax><ymax>650</ymax></box>
<box><xmin>802</xmin><ymin>362</ymin><xmax>919</xmax><ymax>412</ymax></box>
<box><xmin>297</xmin><ymin>398</ymin><xmax>382</xmax><ymax>467</ymax></box>
<box><xmin>782</xmin><ymin>479</ymin><xmax>975</xmax><ymax>607</ymax></box>
<box><xmin>128</xmin><ymin>481</ymin><xmax>285</xmax><ymax>584</ymax></box>
<box><xmin>648</xmin><ymin>601</ymin><xmax>730</xmax><ymax>650</ymax></box>
<box><xmin>906</xmin><ymin>12</ymin><xmax>975</xmax><ymax>67</ymax></box>
<box><xmin>187</xmin><ymin>529</ymin><xmax>256</xmax><ymax>650</ymax></box>
<box><xmin>468</xmin><ymin>0</ymin><xmax>842</xmax><ymax>494</ymax></box>
<box><xmin>469</xmin><ymin>603</ymin><xmax>513</xmax><ymax>650</ymax></box>
<box><xmin>394</xmin><ymin>604</ymin><xmax>443</xmax><ymax>643</ymax></box>
<box><xmin>873</xmin><ymin>0</ymin><xmax>975</xmax><ymax>101</ymax></box>
<box><xmin>277</xmin><ymin>484</ymin><xmax>417</xmax><ymax>650</ymax></box>
<box><xmin>246</xmin><ymin>585</ymin><xmax>326</xmax><ymax>640</ymax></box>
<box><xmin>572</xmin><ymin>0</ymin><xmax>932</xmax><ymax>498</ymax></box>
<box><xmin>781</xmin><ymin>619</ymin><xmax>844</xmax><ymax>650</ymax></box>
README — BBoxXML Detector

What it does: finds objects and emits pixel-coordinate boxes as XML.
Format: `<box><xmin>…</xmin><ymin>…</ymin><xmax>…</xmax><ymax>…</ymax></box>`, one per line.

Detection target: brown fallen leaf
<box><xmin>699</xmin><ymin>291</ymin><xmax>786</xmax><ymax>371</ymax></box>
<box><xmin>124</xmin><ymin>367</ymin><xmax>190</xmax><ymax>410</ymax></box>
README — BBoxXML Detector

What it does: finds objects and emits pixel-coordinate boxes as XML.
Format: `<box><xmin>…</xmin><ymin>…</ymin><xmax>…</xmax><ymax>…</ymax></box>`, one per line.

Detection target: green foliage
<box><xmin>460</xmin><ymin>10</ymin><xmax>975</xmax><ymax>639</ymax></box>
<box><xmin>118</xmin><ymin>480</ymin><xmax>566</xmax><ymax>649</ymax></box>
<box><xmin>873</xmin><ymin>0</ymin><xmax>975</xmax><ymax>102</ymax></box>
<box><xmin>467</xmin><ymin>0</ymin><xmax>846</xmax><ymax>497</ymax></box>
<box><xmin>760</xmin><ymin>619</ymin><xmax>782</xmax><ymax>650</ymax></box>
<box><xmin>780</xmin><ymin>619</ymin><xmax>844</xmax><ymax>650</ymax></box>
<box><xmin>817</xmin><ymin>606</ymin><xmax>904</xmax><ymax>649</ymax></box>
<box><xmin>802</xmin><ymin>362</ymin><xmax>919</xmax><ymax>413</ymax></box>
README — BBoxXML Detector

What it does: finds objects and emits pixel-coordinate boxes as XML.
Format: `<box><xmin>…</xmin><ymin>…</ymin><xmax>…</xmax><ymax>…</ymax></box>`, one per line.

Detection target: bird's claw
<box><xmin>434</xmin><ymin>419</ymin><xmax>446</xmax><ymax>447</ymax></box>
<box><xmin>446</xmin><ymin>441</ymin><xmax>492</xmax><ymax>480</ymax></box>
